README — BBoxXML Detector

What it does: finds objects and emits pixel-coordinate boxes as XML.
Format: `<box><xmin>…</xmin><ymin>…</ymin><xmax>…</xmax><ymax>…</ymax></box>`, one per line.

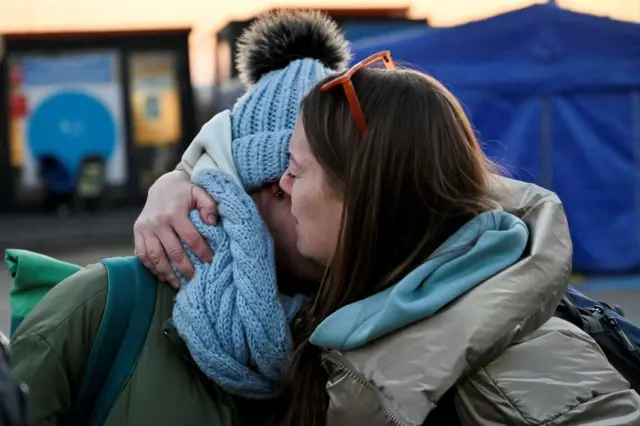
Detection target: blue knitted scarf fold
<box><xmin>172</xmin><ymin>171</ymin><xmax>305</xmax><ymax>399</ymax></box>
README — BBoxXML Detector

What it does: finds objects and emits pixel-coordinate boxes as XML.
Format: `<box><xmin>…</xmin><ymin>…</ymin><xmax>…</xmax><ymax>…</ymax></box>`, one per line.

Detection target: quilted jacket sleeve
<box><xmin>454</xmin><ymin>317</ymin><xmax>640</xmax><ymax>426</ymax></box>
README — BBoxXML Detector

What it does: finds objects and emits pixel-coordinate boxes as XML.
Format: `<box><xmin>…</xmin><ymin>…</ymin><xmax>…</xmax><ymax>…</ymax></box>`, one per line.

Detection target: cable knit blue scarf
<box><xmin>172</xmin><ymin>171</ymin><xmax>305</xmax><ymax>399</ymax></box>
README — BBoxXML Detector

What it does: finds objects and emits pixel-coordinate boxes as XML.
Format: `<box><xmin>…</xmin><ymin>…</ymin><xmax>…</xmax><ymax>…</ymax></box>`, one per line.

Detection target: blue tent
<box><xmin>353</xmin><ymin>4</ymin><xmax>640</xmax><ymax>92</ymax></box>
<box><xmin>341</xmin><ymin>20</ymin><xmax>429</xmax><ymax>44</ymax></box>
<box><xmin>352</xmin><ymin>5</ymin><xmax>640</xmax><ymax>273</ymax></box>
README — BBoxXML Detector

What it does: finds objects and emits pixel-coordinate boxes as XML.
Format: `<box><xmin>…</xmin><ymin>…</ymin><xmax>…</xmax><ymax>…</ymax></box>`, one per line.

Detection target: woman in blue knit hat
<box><xmin>10</xmin><ymin>10</ymin><xmax>349</xmax><ymax>426</ymax></box>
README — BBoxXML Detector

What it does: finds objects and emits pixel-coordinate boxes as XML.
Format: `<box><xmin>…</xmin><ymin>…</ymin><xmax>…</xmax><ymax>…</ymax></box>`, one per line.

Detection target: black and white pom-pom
<box><xmin>235</xmin><ymin>9</ymin><xmax>351</xmax><ymax>86</ymax></box>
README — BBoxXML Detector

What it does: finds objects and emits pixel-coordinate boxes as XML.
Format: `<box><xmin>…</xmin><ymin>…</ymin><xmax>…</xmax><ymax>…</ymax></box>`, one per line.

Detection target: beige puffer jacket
<box><xmin>320</xmin><ymin>177</ymin><xmax>640</xmax><ymax>426</ymax></box>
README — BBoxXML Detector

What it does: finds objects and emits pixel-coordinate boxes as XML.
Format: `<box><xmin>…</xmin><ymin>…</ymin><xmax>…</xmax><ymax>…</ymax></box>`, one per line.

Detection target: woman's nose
<box><xmin>279</xmin><ymin>171</ymin><xmax>293</xmax><ymax>196</ymax></box>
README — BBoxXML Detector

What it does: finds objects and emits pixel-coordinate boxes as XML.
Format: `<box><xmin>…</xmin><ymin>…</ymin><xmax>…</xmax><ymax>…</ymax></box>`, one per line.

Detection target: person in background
<box><xmin>0</xmin><ymin>333</ymin><xmax>27</xmax><ymax>426</ymax></box>
<box><xmin>139</xmin><ymin>52</ymin><xmax>640</xmax><ymax>425</ymax></box>
<box><xmin>11</xmin><ymin>10</ymin><xmax>349</xmax><ymax>426</ymax></box>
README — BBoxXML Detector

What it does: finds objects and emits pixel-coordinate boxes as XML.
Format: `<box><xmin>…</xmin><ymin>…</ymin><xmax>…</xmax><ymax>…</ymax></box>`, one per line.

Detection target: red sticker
<box><xmin>9</xmin><ymin>94</ymin><xmax>27</xmax><ymax>118</ymax></box>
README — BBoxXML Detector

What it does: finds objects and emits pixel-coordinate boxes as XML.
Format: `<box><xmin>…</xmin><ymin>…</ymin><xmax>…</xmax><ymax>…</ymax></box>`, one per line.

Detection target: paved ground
<box><xmin>0</xmin><ymin>209</ymin><xmax>138</xmax><ymax>252</ymax></box>
<box><xmin>0</xmin><ymin>244</ymin><xmax>638</xmax><ymax>333</ymax></box>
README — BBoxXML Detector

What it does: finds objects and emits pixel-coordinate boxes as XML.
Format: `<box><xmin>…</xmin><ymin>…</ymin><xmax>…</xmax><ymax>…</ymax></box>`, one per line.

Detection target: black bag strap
<box><xmin>556</xmin><ymin>297</ymin><xmax>584</xmax><ymax>328</ymax></box>
<box><xmin>556</xmin><ymin>296</ymin><xmax>604</xmax><ymax>334</ymax></box>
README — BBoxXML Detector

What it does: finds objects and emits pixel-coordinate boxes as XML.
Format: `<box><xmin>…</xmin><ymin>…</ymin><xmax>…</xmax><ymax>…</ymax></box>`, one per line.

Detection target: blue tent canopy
<box><xmin>353</xmin><ymin>4</ymin><xmax>640</xmax><ymax>93</ymax></box>
<box><xmin>341</xmin><ymin>20</ymin><xmax>429</xmax><ymax>44</ymax></box>
<box><xmin>352</xmin><ymin>5</ymin><xmax>640</xmax><ymax>273</ymax></box>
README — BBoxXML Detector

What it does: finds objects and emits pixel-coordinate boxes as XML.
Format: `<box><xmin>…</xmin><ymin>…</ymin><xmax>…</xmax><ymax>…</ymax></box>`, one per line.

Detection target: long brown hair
<box><xmin>283</xmin><ymin>68</ymin><xmax>497</xmax><ymax>426</ymax></box>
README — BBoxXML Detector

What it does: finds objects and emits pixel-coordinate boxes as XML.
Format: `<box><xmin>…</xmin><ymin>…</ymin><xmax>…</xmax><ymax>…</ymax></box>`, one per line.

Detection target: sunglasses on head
<box><xmin>320</xmin><ymin>51</ymin><xmax>396</xmax><ymax>136</ymax></box>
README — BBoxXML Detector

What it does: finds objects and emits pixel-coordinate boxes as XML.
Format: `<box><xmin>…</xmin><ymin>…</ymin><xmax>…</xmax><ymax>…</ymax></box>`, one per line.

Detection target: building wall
<box><xmin>1</xmin><ymin>0</ymin><xmax>637</xmax><ymax>86</ymax></box>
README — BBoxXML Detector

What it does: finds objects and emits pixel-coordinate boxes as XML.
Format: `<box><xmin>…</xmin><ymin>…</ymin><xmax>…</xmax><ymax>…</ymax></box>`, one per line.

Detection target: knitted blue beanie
<box><xmin>230</xmin><ymin>10</ymin><xmax>351</xmax><ymax>191</ymax></box>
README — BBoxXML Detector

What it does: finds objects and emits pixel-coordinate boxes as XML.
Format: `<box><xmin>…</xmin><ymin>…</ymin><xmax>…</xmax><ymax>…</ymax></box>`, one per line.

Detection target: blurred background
<box><xmin>0</xmin><ymin>0</ymin><xmax>638</xmax><ymax>332</ymax></box>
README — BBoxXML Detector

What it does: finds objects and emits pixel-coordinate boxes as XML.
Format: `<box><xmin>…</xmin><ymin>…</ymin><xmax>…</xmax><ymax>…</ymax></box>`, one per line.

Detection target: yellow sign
<box><xmin>9</xmin><ymin>118</ymin><xmax>23</xmax><ymax>167</ymax></box>
<box><xmin>129</xmin><ymin>53</ymin><xmax>182</xmax><ymax>147</ymax></box>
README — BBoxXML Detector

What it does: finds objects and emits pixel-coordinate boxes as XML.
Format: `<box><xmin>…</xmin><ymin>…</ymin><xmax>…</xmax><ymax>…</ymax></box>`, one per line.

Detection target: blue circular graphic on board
<box><xmin>27</xmin><ymin>91</ymin><xmax>116</xmax><ymax>177</ymax></box>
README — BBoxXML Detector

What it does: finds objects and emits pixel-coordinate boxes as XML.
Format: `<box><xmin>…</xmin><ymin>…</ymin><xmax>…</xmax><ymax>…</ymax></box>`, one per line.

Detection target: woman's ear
<box><xmin>251</xmin><ymin>182</ymin><xmax>290</xmax><ymax>213</ymax></box>
<box><xmin>265</xmin><ymin>182</ymin><xmax>286</xmax><ymax>199</ymax></box>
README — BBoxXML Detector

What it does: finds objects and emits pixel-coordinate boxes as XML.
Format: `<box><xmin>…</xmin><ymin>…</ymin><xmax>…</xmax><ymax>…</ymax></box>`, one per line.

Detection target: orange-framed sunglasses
<box><xmin>320</xmin><ymin>51</ymin><xmax>396</xmax><ymax>136</ymax></box>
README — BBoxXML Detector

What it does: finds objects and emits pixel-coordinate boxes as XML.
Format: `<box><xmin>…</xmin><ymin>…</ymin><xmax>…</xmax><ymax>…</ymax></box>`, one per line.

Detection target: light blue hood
<box><xmin>310</xmin><ymin>210</ymin><xmax>529</xmax><ymax>351</ymax></box>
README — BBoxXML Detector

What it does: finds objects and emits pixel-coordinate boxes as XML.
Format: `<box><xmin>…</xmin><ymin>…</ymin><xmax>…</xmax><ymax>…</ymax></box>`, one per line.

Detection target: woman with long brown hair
<box><xmin>133</xmin><ymin>36</ymin><xmax>640</xmax><ymax>425</ymax></box>
<box><xmin>274</xmin><ymin>52</ymin><xmax>640</xmax><ymax>425</ymax></box>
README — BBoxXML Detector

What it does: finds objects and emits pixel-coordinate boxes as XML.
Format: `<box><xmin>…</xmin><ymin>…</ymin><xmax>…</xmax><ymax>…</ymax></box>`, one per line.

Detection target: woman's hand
<box><xmin>134</xmin><ymin>170</ymin><xmax>217</xmax><ymax>288</ymax></box>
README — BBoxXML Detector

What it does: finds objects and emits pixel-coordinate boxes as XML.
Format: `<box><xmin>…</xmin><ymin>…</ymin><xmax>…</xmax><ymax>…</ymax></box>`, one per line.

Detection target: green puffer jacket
<box><xmin>10</xmin><ymin>263</ymin><xmax>237</xmax><ymax>426</ymax></box>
